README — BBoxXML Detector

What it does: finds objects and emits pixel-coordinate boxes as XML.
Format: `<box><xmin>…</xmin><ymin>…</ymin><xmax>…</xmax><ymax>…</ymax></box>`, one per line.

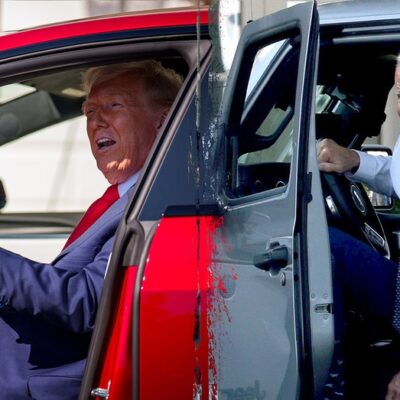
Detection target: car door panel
<box><xmin>139</xmin><ymin>213</ymin><xmax>221</xmax><ymax>399</ymax></box>
<box><xmin>212</xmin><ymin>2</ymin><xmax>332</xmax><ymax>399</ymax></box>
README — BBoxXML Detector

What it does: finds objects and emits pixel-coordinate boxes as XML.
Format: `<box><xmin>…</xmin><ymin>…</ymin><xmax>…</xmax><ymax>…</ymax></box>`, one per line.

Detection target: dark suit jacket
<box><xmin>0</xmin><ymin>188</ymin><xmax>131</xmax><ymax>399</ymax></box>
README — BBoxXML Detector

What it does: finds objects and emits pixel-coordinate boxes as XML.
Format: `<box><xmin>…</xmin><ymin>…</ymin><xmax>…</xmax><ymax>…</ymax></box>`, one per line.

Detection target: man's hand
<box><xmin>386</xmin><ymin>371</ymin><xmax>400</xmax><ymax>400</ymax></box>
<box><xmin>317</xmin><ymin>138</ymin><xmax>360</xmax><ymax>173</ymax></box>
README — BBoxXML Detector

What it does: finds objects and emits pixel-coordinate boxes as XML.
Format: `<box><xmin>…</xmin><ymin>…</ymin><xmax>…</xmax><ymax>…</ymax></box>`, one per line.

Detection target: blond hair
<box><xmin>83</xmin><ymin>60</ymin><xmax>183</xmax><ymax>108</ymax></box>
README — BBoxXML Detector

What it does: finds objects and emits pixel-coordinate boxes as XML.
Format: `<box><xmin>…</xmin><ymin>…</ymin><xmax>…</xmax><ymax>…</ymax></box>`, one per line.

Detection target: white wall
<box><xmin>0</xmin><ymin>116</ymin><xmax>106</xmax><ymax>212</ymax></box>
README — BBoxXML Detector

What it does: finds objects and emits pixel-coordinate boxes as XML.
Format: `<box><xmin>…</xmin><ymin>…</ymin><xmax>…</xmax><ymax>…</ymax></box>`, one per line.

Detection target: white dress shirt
<box><xmin>117</xmin><ymin>170</ymin><xmax>140</xmax><ymax>197</ymax></box>
<box><xmin>348</xmin><ymin>139</ymin><xmax>399</xmax><ymax>198</ymax></box>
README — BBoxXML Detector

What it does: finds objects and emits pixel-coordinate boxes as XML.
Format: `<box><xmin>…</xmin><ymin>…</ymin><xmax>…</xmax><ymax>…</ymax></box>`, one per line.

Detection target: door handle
<box><xmin>253</xmin><ymin>243</ymin><xmax>288</xmax><ymax>273</ymax></box>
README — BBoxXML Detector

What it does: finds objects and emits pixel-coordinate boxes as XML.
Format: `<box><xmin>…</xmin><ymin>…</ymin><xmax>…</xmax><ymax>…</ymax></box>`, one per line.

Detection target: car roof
<box><xmin>0</xmin><ymin>7</ymin><xmax>209</xmax><ymax>59</ymax></box>
<box><xmin>2</xmin><ymin>1</ymin><xmax>399</xmax><ymax>58</ymax></box>
<box><xmin>319</xmin><ymin>0</ymin><xmax>400</xmax><ymax>25</ymax></box>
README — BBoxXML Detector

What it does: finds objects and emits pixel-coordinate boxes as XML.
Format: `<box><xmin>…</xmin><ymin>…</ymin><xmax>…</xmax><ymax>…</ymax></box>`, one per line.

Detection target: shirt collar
<box><xmin>117</xmin><ymin>170</ymin><xmax>140</xmax><ymax>197</ymax></box>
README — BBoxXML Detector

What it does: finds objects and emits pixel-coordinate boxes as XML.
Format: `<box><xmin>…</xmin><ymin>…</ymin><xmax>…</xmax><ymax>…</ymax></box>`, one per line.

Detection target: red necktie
<box><xmin>63</xmin><ymin>184</ymin><xmax>119</xmax><ymax>249</ymax></box>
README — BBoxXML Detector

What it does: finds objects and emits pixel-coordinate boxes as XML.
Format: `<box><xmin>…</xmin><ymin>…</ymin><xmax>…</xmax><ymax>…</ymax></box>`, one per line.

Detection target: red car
<box><xmin>1</xmin><ymin>1</ymin><xmax>400</xmax><ymax>399</ymax></box>
<box><xmin>0</xmin><ymin>7</ymin><xmax>216</xmax><ymax>400</ymax></box>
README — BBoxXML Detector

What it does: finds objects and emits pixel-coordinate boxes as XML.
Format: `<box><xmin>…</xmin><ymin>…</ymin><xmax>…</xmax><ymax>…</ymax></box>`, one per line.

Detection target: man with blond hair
<box><xmin>0</xmin><ymin>60</ymin><xmax>182</xmax><ymax>399</ymax></box>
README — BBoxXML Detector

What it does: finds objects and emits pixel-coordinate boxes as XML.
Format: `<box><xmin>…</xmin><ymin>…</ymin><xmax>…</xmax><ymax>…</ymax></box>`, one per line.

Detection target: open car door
<box><xmin>212</xmin><ymin>1</ymin><xmax>333</xmax><ymax>399</ymax></box>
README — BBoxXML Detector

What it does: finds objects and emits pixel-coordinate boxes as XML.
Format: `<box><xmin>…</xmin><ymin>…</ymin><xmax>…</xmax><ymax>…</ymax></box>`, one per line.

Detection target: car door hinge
<box><xmin>305</xmin><ymin>172</ymin><xmax>313</xmax><ymax>203</ymax></box>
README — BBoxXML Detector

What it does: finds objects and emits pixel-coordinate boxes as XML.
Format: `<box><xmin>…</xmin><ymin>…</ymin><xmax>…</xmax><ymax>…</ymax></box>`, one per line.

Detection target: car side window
<box><xmin>226</xmin><ymin>37</ymin><xmax>299</xmax><ymax>198</ymax></box>
<box><xmin>0</xmin><ymin>78</ymin><xmax>106</xmax><ymax>214</ymax></box>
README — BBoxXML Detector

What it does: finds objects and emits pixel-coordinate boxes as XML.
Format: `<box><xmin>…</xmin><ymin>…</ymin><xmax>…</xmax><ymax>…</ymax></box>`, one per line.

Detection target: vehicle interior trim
<box><xmin>332</xmin><ymin>34</ymin><xmax>400</xmax><ymax>45</ymax></box>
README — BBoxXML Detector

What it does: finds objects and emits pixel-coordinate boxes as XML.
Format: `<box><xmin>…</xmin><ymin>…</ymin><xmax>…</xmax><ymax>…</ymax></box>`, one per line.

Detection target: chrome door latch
<box><xmin>91</xmin><ymin>380</ymin><xmax>111</xmax><ymax>399</ymax></box>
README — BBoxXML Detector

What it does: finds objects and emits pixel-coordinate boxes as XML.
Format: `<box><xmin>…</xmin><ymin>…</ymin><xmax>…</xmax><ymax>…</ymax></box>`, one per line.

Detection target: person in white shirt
<box><xmin>316</xmin><ymin>59</ymin><xmax>400</xmax><ymax>400</ymax></box>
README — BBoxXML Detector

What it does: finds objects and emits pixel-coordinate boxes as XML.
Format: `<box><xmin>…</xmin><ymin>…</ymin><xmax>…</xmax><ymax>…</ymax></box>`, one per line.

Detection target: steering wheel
<box><xmin>320</xmin><ymin>171</ymin><xmax>390</xmax><ymax>258</ymax></box>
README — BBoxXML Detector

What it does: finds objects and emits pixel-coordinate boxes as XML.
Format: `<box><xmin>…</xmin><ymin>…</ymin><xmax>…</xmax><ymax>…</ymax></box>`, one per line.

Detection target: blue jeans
<box><xmin>329</xmin><ymin>227</ymin><xmax>398</xmax><ymax>338</ymax></box>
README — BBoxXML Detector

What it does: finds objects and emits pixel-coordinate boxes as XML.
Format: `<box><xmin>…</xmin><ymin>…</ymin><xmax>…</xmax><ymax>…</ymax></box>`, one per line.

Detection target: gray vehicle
<box><xmin>213</xmin><ymin>1</ymin><xmax>400</xmax><ymax>398</ymax></box>
<box><xmin>180</xmin><ymin>1</ymin><xmax>400</xmax><ymax>398</ymax></box>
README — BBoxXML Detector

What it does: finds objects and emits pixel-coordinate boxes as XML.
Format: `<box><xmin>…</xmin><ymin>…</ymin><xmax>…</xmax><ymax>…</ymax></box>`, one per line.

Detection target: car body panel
<box><xmin>139</xmin><ymin>214</ymin><xmax>221</xmax><ymax>399</ymax></box>
<box><xmin>94</xmin><ymin>265</ymin><xmax>138</xmax><ymax>400</ymax></box>
<box><xmin>0</xmin><ymin>9</ymin><xmax>209</xmax><ymax>60</ymax></box>
<box><xmin>318</xmin><ymin>0</ymin><xmax>400</xmax><ymax>25</ymax></box>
